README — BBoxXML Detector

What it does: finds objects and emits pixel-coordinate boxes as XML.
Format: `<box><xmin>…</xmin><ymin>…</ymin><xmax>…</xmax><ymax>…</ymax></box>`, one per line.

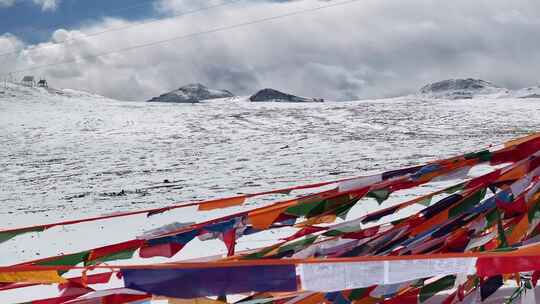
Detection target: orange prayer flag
<box><xmin>198</xmin><ymin>196</ymin><xmax>246</xmax><ymax>211</ymax></box>
<box><xmin>509</xmin><ymin>241</ymin><xmax>540</xmax><ymax>256</ymax></box>
<box><xmin>295</xmin><ymin>293</ymin><xmax>325</xmax><ymax>304</ymax></box>
<box><xmin>496</xmin><ymin>163</ymin><xmax>528</xmax><ymax>183</ymax></box>
<box><xmin>528</xmin><ymin>192</ymin><xmax>540</xmax><ymax>205</ymax></box>
<box><xmin>410</xmin><ymin>209</ymin><xmax>449</xmax><ymax>236</ymax></box>
<box><xmin>507</xmin><ymin>215</ymin><xmax>529</xmax><ymax>245</ymax></box>
<box><xmin>248</xmin><ymin>201</ymin><xmax>297</xmax><ymax>230</ymax></box>
<box><xmin>353</xmin><ymin>297</ymin><xmax>382</xmax><ymax>304</ymax></box>
<box><xmin>295</xmin><ymin>214</ymin><xmax>337</xmax><ymax>227</ymax></box>
<box><xmin>0</xmin><ymin>270</ymin><xmax>67</xmax><ymax>284</ymax></box>
<box><xmin>504</xmin><ymin>133</ymin><xmax>540</xmax><ymax>148</ymax></box>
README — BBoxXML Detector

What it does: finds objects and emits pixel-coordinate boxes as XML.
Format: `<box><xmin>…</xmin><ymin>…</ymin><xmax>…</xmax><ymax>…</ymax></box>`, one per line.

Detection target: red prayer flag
<box><xmin>222</xmin><ymin>228</ymin><xmax>237</xmax><ymax>257</ymax></box>
<box><xmin>59</xmin><ymin>272</ymin><xmax>113</xmax><ymax>290</ymax></box>
<box><xmin>87</xmin><ymin>240</ymin><xmax>144</xmax><ymax>263</ymax></box>
<box><xmin>477</xmin><ymin>256</ymin><xmax>540</xmax><ymax>277</ymax></box>
<box><xmin>139</xmin><ymin>242</ymin><xmax>184</xmax><ymax>258</ymax></box>
<box><xmin>381</xmin><ymin>289</ymin><xmax>419</xmax><ymax>304</ymax></box>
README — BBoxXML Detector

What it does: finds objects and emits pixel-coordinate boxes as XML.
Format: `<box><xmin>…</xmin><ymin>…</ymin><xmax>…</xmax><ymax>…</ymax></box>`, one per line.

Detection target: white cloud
<box><xmin>2</xmin><ymin>0</ymin><xmax>540</xmax><ymax>101</ymax></box>
<box><xmin>0</xmin><ymin>0</ymin><xmax>15</xmax><ymax>7</ymax></box>
<box><xmin>0</xmin><ymin>34</ymin><xmax>24</xmax><ymax>78</ymax></box>
<box><xmin>0</xmin><ymin>0</ymin><xmax>60</xmax><ymax>10</ymax></box>
<box><xmin>155</xmin><ymin>0</ymin><xmax>226</xmax><ymax>14</ymax></box>
<box><xmin>33</xmin><ymin>0</ymin><xmax>60</xmax><ymax>11</ymax></box>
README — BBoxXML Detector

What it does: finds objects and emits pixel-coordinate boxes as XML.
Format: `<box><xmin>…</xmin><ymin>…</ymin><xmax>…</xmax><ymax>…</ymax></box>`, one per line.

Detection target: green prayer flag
<box><xmin>349</xmin><ymin>288</ymin><xmax>370</xmax><ymax>300</ymax></box>
<box><xmin>419</xmin><ymin>275</ymin><xmax>456</xmax><ymax>302</ymax></box>
<box><xmin>367</xmin><ymin>188</ymin><xmax>390</xmax><ymax>204</ymax></box>
<box><xmin>496</xmin><ymin>209</ymin><xmax>509</xmax><ymax>248</ymax></box>
<box><xmin>323</xmin><ymin>229</ymin><xmax>346</xmax><ymax>237</ymax></box>
<box><xmin>485</xmin><ymin>209</ymin><xmax>499</xmax><ymax>228</ymax></box>
<box><xmin>391</xmin><ymin>218</ymin><xmax>406</xmax><ymax>226</ymax></box>
<box><xmin>444</xmin><ymin>182</ymin><xmax>466</xmax><ymax>194</ymax></box>
<box><xmin>38</xmin><ymin>251</ymin><xmax>90</xmax><ymax>275</ymax></box>
<box><xmin>488</xmin><ymin>246</ymin><xmax>517</xmax><ymax>253</ymax></box>
<box><xmin>334</xmin><ymin>200</ymin><xmax>359</xmax><ymax>220</ymax></box>
<box><xmin>528</xmin><ymin>199</ymin><xmax>540</xmax><ymax>222</ymax></box>
<box><xmin>306</xmin><ymin>194</ymin><xmax>353</xmax><ymax>218</ymax></box>
<box><xmin>417</xmin><ymin>197</ymin><xmax>433</xmax><ymax>207</ymax></box>
<box><xmin>242</xmin><ymin>246</ymin><xmax>278</xmax><ymax>260</ymax></box>
<box><xmin>464</xmin><ymin>150</ymin><xmax>492</xmax><ymax>162</ymax></box>
<box><xmin>285</xmin><ymin>194</ymin><xmax>356</xmax><ymax>218</ymax></box>
<box><xmin>85</xmin><ymin>248</ymin><xmax>137</xmax><ymax>266</ymax></box>
<box><xmin>323</xmin><ymin>220</ymin><xmax>363</xmax><ymax>237</ymax></box>
<box><xmin>277</xmin><ymin>235</ymin><xmax>317</xmax><ymax>254</ymax></box>
<box><xmin>0</xmin><ymin>227</ymin><xmax>45</xmax><ymax>244</ymax></box>
<box><xmin>284</xmin><ymin>201</ymin><xmax>323</xmax><ymax>217</ymax></box>
<box><xmin>449</xmin><ymin>188</ymin><xmax>486</xmax><ymax>218</ymax></box>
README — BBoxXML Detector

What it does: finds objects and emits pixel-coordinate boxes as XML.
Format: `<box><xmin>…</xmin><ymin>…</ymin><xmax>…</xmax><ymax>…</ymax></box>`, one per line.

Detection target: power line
<box><xmin>0</xmin><ymin>0</ymin><xmax>244</xmax><ymax>58</ymax></box>
<box><xmin>4</xmin><ymin>0</ymin><xmax>362</xmax><ymax>77</ymax></box>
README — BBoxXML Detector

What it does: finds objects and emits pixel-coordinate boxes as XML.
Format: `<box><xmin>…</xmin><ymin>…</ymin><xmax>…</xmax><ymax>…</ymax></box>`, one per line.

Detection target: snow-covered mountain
<box><xmin>418</xmin><ymin>78</ymin><xmax>540</xmax><ymax>100</ymax></box>
<box><xmin>147</xmin><ymin>83</ymin><xmax>234</xmax><ymax>103</ymax></box>
<box><xmin>249</xmin><ymin>88</ymin><xmax>323</xmax><ymax>102</ymax></box>
<box><xmin>418</xmin><ymin>78</ymin><xmax>509</xmax><ymax>100</ymax></box>
<box><xmin>511</xmin><ymin>86</ymin><xmax>540</xmax><ymax>99</ymax></box>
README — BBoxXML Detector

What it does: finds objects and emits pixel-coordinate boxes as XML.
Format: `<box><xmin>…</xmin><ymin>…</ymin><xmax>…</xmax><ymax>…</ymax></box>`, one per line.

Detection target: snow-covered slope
<box><xmin>0</xmin><ymin>82</ymin><xmax>109</xmax><ymax>101</ymax></box>
<box><xmin>418</xmin><ymin>78</ymin><xmax>509</xmax><ymax>100</ymax></box>
<box><xmin>1</xmin><ymin>90</ymin><xmax>540</xmax><ymax>302</ymax></box>
<box><xmin>511</xmin><ymin>85</ymin><xmax>540</xmax><ymax>99</ymax></box>
<box><xmin>147</xmin><ymin>83</ymin><xmax>234</xmax><ymax>103</ymax></box>
<box><xmin>249</xmin><ymin>88</ymin><xmax>323</xmax><ymax>102</ymax></box>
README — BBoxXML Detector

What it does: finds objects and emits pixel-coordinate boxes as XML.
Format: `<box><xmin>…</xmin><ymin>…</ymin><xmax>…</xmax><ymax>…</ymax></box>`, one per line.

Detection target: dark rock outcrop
<box><xmin>249</xmin><ymin>88</ymin><xmax>323</xmax><ymax>102</ymax></box>
<box><xmin>147</xmin><ymin>83</ymin><xmax>234</xmax><ymax>103</ymax></box>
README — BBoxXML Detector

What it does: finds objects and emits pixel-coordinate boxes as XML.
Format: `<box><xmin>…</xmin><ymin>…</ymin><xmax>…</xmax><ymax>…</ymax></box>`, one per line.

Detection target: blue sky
<box><xmin>0</xmin><ymin>0</ymin><xmax>159</xmax><ymax>44</ymax></box>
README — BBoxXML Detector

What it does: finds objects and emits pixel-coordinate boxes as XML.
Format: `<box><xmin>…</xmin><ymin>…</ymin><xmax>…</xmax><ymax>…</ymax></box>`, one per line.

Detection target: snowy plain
<box><xmin>0</xmin><ymin>83</ymin><xmax>539</xmax><ymax>302</ymax></box>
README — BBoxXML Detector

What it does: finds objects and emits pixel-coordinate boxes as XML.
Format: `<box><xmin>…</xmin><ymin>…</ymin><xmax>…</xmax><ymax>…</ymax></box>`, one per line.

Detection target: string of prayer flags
<box><xmin>5</xmin><ymin>133</ymin><xmax>540</xmax><ymax>303</ymax></box>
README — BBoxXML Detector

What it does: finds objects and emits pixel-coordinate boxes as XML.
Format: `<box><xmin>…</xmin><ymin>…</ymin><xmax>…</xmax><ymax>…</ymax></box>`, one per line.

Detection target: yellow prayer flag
<box><xmin>0</xmin><ymin>270</ymin><xmax>67</xmax><ymax>284</ymax></box>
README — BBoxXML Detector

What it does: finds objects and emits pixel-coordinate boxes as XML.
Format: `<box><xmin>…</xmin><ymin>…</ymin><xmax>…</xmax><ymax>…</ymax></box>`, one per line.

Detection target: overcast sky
<box><xmin>0</xmin><ymin>0</ymin><xmax>539</xmax><ymax>101</ymax></box>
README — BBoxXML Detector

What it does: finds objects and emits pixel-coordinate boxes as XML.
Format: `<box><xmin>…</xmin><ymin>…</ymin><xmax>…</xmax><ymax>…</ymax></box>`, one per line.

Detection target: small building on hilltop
<box><xmin>21</xmin><ymin>76</ymin><xmax>35</xmax><ymax>87</ymax></box>
<box><xmin>37</xmin><ymin>79</ymin><xmax>48</xmax><ymax>88</ymax></box>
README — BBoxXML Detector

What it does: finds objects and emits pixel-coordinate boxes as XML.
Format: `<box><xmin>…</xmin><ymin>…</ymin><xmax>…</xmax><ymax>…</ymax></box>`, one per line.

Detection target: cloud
<box><xmin>155</xmin><ymin>0</ymin><xmax>227</xmax><ymax>13</ymax></box>
<box><xmin>0</xmin><ymin>0</ymin><xmax>15</xmax><ymax>7</ymax></box>
<box><xmin>0</xmin><ymin>34</ymin><xmax>24</xmax><ymax>78</ymax></box>
<box><xmin>0</xmin><ymin>0</ymin><xmax>60</xmax><ymax>11</ymax></box>
<box><xmin>2</xmin><ymin>0</ymin><xmax>540</xmax><ymax>101</ymax></box>
<box><xmin>33</xmin><ymin>0</ymin><xmax>60</xmax><ymax>11</ymax></box>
